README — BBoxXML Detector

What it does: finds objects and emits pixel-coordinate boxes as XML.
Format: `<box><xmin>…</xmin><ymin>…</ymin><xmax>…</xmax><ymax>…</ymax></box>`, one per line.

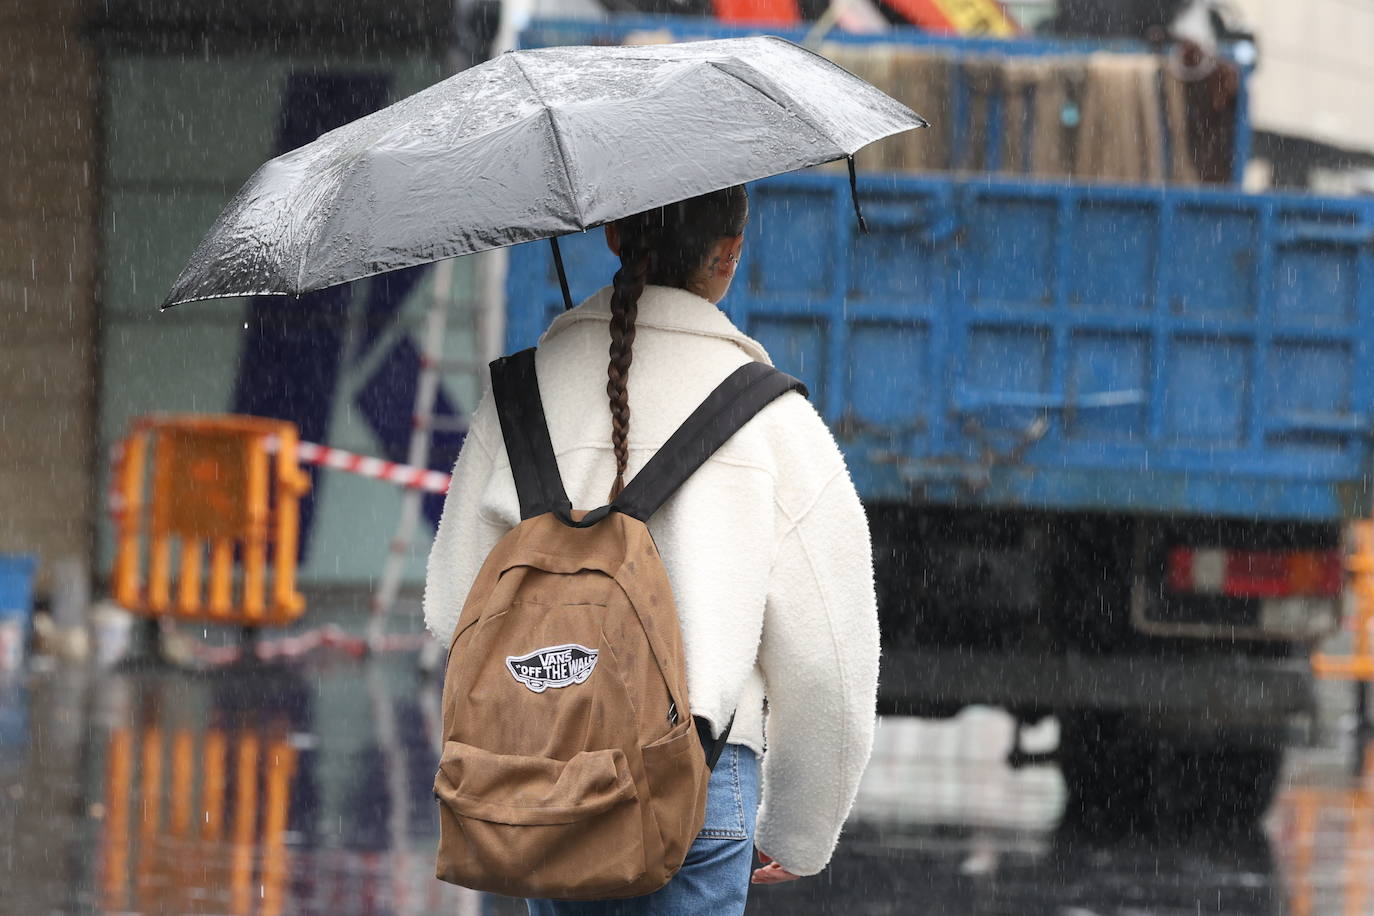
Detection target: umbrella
<box><xmin>162</xmin><ymin>36</ymin><xmax>927</xmax><ymax>311</ymax></box>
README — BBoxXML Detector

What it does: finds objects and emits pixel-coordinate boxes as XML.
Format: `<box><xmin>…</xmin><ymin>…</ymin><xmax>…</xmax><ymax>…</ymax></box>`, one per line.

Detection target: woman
<box><xmin>423</xmin><ymin>185</ymin><xmax>880</xmax><ymax>913</ymax></box>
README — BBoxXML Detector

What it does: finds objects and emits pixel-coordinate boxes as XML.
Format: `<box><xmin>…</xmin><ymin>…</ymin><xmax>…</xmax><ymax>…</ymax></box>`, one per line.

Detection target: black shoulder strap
<box><xmin>490</xmin><ymin>348</ymin><xmax>573</xmax><ymax>521</ymax></box>
<box><xmin>612</xmin><ymin>362</ymin><xmax>808</xmax><ymax>523</ymax></box>
<box><xmin>696</xmin><ymin>714</ymin><xmax>734</xmax><ymax>771</ymax></box>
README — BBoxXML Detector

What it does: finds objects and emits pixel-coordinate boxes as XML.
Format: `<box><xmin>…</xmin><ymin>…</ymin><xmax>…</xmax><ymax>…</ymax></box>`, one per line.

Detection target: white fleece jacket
<box><xmin>422</xmin><ymin>283</ymin><xmax>880</xmax><ymax>877</ymax></box>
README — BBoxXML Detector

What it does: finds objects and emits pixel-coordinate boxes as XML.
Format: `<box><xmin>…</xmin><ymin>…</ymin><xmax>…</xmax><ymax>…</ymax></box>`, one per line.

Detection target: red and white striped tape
<box><xmin>106</xmin><ymin>436</ymin><xmax>454</xmax><ymax>520</ymax></box>
<box><xmin>290</xmin><ymin>441</ymin><xmax>452</xmax><ymax>494</ymax></box>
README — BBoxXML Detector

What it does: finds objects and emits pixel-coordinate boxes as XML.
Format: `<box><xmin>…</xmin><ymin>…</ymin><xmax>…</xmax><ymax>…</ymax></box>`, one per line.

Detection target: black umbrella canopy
<box><xmin>162</xmin><ymin>36</ymin><xmax>927</xmax><ymax>309</ymax></box>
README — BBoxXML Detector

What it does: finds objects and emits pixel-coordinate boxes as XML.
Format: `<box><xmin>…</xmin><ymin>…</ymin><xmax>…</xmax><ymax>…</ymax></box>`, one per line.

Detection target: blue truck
<box><xmin>510</xmin><ymin>16</ymin><xmax>1373</xmax><ymax>827</ymax></box>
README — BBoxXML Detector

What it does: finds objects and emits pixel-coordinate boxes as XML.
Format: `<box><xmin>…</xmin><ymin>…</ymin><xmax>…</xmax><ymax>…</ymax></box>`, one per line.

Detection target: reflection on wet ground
<box><xmin>0</xmin><ymin>654</ymin><xmax>1369</xmax><ymax>915</ymax></box>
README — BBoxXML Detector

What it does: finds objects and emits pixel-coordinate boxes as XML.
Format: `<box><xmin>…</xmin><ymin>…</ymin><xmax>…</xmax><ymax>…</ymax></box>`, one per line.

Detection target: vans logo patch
<box><xmin>505</xmin><ymin>644</ymin><xmax>599</xmax><ymax>693</ymax></box>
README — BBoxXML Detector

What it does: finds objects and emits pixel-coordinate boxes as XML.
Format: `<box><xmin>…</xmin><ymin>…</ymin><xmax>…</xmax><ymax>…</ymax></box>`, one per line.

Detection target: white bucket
<box><xmin>92</xmin><ymin>603</ymin><xmax>134</xmax><ymax>669</ymax></box>
<box><xmin>0</xmin><ymin>619</ymin><xmax>24</xmax><ymax>673</ymax></box>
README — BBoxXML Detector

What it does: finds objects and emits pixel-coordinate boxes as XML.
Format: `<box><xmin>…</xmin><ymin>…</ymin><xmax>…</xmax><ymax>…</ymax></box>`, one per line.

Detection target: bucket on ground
<box><xmin>0</xmin><ymin>553</ymin><xmax>38</xmax><ymax>672</ymax></box>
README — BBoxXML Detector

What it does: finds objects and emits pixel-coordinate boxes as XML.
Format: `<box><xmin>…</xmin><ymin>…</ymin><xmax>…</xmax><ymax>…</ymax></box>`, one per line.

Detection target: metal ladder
<box><xmin>364</xmin><ymin>251</ymin><xmax>506</xmax><ymax>657</ymax></box>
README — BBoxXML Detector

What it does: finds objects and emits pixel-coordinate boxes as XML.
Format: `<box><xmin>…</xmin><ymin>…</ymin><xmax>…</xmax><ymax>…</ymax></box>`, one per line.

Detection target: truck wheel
<box><xmin>1059</xmin><ymin>713</ymin><xmax>1284</xmax><ymax>833</ymax></box>
<box><xmin>1057</xmin><ymin>712</ymin><xmax>1153</xmax><ymax>833</ymax></box>
<box><xmin>1151</xmin><ymin>742</ymin><xmax>1283</xmax><ymax>831</ymax></box>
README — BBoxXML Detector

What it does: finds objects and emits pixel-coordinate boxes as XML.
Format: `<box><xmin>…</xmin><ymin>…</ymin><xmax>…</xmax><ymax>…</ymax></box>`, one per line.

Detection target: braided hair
<box><xmin>605</xmin><ymin>186</ymin><xmax>749</xmax><ymax>499</ymax></box>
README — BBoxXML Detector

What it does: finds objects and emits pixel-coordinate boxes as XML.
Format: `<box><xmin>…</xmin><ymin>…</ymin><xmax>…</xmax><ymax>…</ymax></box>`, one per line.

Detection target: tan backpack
<box><xmin>434</xmin><ymin>347</ymin><xmax>805</xmax><ymax>901</ymax></box>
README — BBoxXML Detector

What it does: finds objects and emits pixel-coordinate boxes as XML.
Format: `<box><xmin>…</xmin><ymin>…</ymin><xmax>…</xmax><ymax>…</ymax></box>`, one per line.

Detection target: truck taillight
<box><xmin>1166</xmin><ymin>548</ymin><xmax>1343</xmax><ymax>598</ymax></box>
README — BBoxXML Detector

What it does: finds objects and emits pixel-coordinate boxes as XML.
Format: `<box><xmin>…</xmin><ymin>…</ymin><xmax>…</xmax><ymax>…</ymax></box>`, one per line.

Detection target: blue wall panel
<box><xmin>848</xmin><ymin>194</ymin><xmax>943</xmax><ymax>306</ymax></box>
<box><xmin>1165</xmin><ymin>336</ymin><xmax>1250</xmax><ymax>445</ymax></box>
<box><xmin>1065</xmin><ymin>331</ymin><xmax>1149</xmax><ymax>442</ymax></box>
<box><xmin>847</xmin><ymin>322</ymin><xmax>930</xmax><ymax>428</ymax></box>
<box><xmin>966</xmin><ymin>194</ymin><xmax>1057</xmax><ymax>308</ymax></box>
<box><xmin>1266</xmin><ymin>340</ymin><xmax>1353</xmax><ymax>456</ymax></box>
<box><xmin>1170</xmin><ymin>206</ymin><xmax>1258</xmax><ymax>316</ymax></box>
<box><xmin>1068</xmin><ymin>201</ymin><xmax>1156</xmax><ymax>311</ymax></box>
<box><xmin>965</xmin><ymin>324</ymin><xmax>1051</xmax><ymax>400</ymax></box>
<box><xmin>747</xmin><ymin>317</ymin><xmax>827</xmax><ymax>403</ymax></box>
<box><xmin>748</xmin><ymin>189</ymin><xmax>835</xmax><ymax>301</ymax></box>
<box><xmin>1273</xmin><ymin>229</ymin><xmax>1358</xmax><ymax>325</ymax></box>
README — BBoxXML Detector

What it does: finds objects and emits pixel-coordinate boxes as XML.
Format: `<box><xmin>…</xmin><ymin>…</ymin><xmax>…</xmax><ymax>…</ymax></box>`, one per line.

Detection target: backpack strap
<box><xmin>611</xmin><ymin>361</ymin><xmax>808</xmax><ymax>522</ymax></box>
<box><xmin>490</xmin><ymin>348</ymin><xmax>574</xmax><ymax>521</ymax></box>
<box><xmin>697</xmin><ymin>715</ymin><xmax>734</xmax><ymax>770</ymax></box>
<box><xmin>617</xmin><ymin>361</ymin><xmax>804</xmax><ymax>770</ymax></box>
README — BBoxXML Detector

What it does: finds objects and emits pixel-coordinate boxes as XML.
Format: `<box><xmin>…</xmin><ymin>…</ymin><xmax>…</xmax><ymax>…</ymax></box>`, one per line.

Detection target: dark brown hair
<box><xmin>606</xmin><ymin>186</ymin><xmax>749</xmax><ymax>499</ymax></box>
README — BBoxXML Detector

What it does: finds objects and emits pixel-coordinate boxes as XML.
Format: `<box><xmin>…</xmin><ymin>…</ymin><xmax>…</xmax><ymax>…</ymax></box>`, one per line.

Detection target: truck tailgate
<box><xmin>507</xmin><ymin>173</ymin><xmax>1374</xmax><ymax>521</ymax></box>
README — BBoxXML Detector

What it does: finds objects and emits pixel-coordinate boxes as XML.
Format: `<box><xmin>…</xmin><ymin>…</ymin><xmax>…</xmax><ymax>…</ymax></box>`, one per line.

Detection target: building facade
<box><xmin>4</xmin><ymin>0</ymin><xmax>489</xmax><ymax>597</ymax></box>
<box><xmin>1231</xmin><ymin>0</ymin><xmax>1374</xmax><ymax>190</ymax></box>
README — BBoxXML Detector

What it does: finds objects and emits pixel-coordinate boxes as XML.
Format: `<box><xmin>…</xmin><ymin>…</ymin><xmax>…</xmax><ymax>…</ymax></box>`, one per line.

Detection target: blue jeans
<box><xmin>525</xmin><ymin>744</ymin><xmax>761</xmax><ymax>916</ymax></box>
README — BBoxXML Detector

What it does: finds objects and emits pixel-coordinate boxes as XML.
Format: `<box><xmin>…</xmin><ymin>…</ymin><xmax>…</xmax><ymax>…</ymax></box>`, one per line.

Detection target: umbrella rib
<box><xmin>703</xmin><ymin>60</ymin><xmax>841</xmax><ymax>156</ymax></box>
<box><xmin>294</xmin><ymin>165</ymin><xmax>345</xmax><ymax>294</ymax></box>
<box><xmin>506</xmin><ymin>54</ymin><xmax>584</xmax><ymax>231</ymax></box>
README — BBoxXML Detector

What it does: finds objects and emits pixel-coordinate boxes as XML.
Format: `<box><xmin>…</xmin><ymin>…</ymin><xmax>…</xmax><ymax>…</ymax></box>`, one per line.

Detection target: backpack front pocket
<box><xmin>434</xmin><ymin>740</ymin><xmax>646</xmax><ymax>898</ymax></box>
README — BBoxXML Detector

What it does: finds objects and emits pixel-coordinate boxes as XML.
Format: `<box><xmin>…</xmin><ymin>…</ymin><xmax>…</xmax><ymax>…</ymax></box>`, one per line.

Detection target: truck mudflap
<box><xmin>879</xmin><ymin>648</ymin><xmax>1316</xmax><ymax>730</ymax></box>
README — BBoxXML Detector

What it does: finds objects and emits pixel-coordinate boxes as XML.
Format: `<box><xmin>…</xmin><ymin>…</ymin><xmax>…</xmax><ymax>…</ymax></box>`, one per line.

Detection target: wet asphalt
<box><xmin>1</xmin><ymin>644</ymin><xmax>1370</xmax><ymax>916</ymax></box>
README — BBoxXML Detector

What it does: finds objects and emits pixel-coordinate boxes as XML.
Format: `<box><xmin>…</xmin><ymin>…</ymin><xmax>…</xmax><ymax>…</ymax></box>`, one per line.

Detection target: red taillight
<box><xmin>1227</xmin><ymin>551</ymin><xmax>1293</xmax><ymax>597</ymax></box>
<box><xmin>1166</xmin><ymin>548</ymin><xmax>1343</xmax><ymax>598</ymax></box>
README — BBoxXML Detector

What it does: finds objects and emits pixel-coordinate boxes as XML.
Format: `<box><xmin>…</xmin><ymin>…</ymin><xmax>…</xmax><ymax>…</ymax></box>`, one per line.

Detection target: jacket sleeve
<box><xmin>753</xmin><ymin>418</ymin><xmax>880</xmax><ymax>877</ymax></box>
<box><xmin>422</xmin><ymin>392</ymin><xmax>509</xmax><ymax>642</ymax></box>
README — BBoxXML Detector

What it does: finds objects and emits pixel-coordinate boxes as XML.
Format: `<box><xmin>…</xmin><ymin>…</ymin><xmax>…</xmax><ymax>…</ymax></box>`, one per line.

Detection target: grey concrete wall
<box><xmin>0</xmin><ymin>0</ymin><xmax>100</xmax><ymax>587</ymax></box>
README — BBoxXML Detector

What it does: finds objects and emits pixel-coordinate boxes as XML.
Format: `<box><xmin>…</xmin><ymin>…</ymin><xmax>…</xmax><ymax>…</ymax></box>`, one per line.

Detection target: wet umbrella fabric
<box><xmin>162</xmin><ymin>36</ymin><xmax>926</xmax><ymax>310</ymax></box>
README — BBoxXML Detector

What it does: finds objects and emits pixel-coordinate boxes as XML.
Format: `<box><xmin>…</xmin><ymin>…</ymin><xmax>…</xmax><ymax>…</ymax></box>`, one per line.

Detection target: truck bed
<box><xmin>506</xmin><ymin>172</ymin><xmax>1374</xmax><ymax>522</ymax></box>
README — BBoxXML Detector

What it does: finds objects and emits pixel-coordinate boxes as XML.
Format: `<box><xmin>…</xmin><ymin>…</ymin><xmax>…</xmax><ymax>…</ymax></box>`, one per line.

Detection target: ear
<box><xmin>604</xmin><ymin>223</ymin><xmax>621</xmax><ymax>257</ymax></box>
<box><xmin>710</xmin><ymin>234</ymin><xmax>744</xmax><ymax>274</ymax></box>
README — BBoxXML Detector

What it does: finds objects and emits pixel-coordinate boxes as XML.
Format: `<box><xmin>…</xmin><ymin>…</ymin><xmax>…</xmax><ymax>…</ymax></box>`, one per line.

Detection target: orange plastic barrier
<box><xmin>1314</xmin><ymin>521</ymin><xmax>1374</xmax><ymax>681</ymax></box>
<box><xmin>111</xmin><ymin>415</ymin><xmax>309</xmax><ymax>626</ymax></box>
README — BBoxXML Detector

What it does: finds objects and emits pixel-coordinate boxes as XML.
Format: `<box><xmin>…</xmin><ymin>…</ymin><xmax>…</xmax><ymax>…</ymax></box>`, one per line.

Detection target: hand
<box><xmin>751</xmin><ymin>849</ymin><xmax>803</xmax><ymax>885</ymax></box>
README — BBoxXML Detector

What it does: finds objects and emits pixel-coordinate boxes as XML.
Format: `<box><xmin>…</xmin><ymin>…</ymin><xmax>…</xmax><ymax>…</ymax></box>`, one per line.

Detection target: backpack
<box><xmin>434</xmin><ymin>347</ymin><xmax>806</xmax><ymax>901</ymax></box>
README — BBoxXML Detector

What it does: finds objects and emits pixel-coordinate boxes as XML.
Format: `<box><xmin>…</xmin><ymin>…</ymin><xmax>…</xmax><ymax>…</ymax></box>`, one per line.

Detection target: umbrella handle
<box><xmin>550</xmin><ymin>237</ymin><xmax>574</xmax><ymax>311</ymax></box>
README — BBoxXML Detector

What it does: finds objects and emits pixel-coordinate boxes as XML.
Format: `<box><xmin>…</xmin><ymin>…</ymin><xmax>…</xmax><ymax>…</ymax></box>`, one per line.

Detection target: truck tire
<box><xmin>1150</xmin><ymin>742</ymin><xmax>1283</xmax><ymax>831</ymax></box>
<box><xmin>1058</xmin><ymin>712</ymin><xmax>1153</xmax><ymax>832</ymax></box>
<box><xmin>1058</xmin><ymin>713</ymin><xmax>1283</xmax><ymax>833</ymax></box>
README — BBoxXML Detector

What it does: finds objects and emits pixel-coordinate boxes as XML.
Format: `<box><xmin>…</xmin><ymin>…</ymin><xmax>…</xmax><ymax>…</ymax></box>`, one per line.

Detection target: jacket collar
<box><xmin>539</xmin><ymin>285</ymin><xmax>773</xmax><ymax>365</ymax></box>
